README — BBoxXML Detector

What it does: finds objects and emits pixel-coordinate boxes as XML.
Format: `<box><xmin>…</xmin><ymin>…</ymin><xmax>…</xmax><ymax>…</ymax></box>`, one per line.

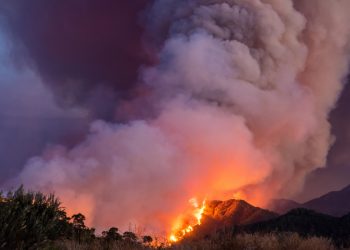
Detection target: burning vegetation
<box><xmin>169</xmin><ymin>198</ymin><xmax>207</xmax><ymax>242</ymax></box>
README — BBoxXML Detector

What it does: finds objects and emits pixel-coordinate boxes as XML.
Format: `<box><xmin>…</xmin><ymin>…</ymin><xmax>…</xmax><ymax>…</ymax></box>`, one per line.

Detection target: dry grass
<box><xmin>169</xmin><ymin>233</ymin><xmax>336</xmax><ymax>250</ymax></box>
<box><xmin>44</xmin><ymin>233</ymin><xmax>341</xmax><ymax>250</ymax></box>
<box><xmin>43</xmin><ymin>239</ymin><xmax>152</xmax><ymax>250</ymax></box>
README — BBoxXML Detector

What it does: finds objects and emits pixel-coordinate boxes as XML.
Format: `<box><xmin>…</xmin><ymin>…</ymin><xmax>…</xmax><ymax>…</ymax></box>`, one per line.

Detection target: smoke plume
<box><xmin>0</xmin><ymin>0</ymin><xmax>150</xmax><ymax>119</ymax></box>
<box><xmin>6</xmin><ymin>0</ymin><xmax>350</xmax><ymax>235</ymax></box>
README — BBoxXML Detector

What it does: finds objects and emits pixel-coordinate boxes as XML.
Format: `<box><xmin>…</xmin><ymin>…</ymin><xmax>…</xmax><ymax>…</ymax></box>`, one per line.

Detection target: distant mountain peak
<box><xmin>267</xmin><ymin>184</ymin><xmax>350</xmax><ymax>216</ymax></box>
<box><xmin>303</xmin><ymin>184</ymin><xmax>350</xmax><ymax>217</ymax></box>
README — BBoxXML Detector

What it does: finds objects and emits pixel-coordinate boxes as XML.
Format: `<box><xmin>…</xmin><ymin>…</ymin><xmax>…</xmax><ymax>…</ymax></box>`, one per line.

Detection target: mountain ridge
<box><xmin>239</xmin><ymin>208</ymin><xmax>350</xmax><ymax>247</ymax></box>
<box><xmin>267</xmin><ymin>184</ymin><xmax>350</xmax><ymax>216</ymax></box>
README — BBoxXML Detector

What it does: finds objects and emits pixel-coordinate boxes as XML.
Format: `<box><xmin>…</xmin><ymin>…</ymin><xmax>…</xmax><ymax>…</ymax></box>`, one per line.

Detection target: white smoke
<box><xmin>8</xmin><ymin>0</ymin><xmax>350</xmax><ymax>234</ymax></box>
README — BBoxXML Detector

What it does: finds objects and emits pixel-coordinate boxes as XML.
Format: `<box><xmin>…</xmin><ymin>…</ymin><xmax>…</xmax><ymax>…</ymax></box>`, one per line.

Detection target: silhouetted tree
<box><xmin>71</xmin><ymin>213</ymin><xmax>86</xmax><ymax>229</ymax></box>
<box><xmin>123</xmin><ymin>231</ymin><xmax>138</xmax><ymax>243</ymax></box>
<box><xmin>71</xmin><ymin>213</ymin><xmax>87</xmax><ymax>243</ymax></box>
<box><xmin>143</xmin><ymin>235</ymin><xmax>153</xmax><ymax>244</ymax></box>
<box><xmin>103</xmin><ymin>227</ymin><xmax>122</xmax><ymax>241</ymax></box>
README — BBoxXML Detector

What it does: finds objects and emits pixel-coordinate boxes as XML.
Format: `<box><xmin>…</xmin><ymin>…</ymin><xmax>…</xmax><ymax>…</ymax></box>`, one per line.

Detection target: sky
<box><xmin>0</xmin><ymin>0</ymin><xmax>349</xmax><ymax>210</ymax></box>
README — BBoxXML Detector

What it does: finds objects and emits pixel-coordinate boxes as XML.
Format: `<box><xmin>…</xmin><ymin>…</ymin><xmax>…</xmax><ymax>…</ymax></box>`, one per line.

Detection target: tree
<box><xmin>143</xmin><ymin>235</ymin><xmax>153</xmax><ymax>244</ymax></box>
<box><xmin>123</xmin><ymin>231</ymin><xmax>138</xmax><ymax>243</ymax></box>
<box><xmin>71</xmin><ymin>213</ymin><xmax>86</xmax><ymax>229</ymax></box>
<box><xmin>71</xmin><ymin>213</ymin><xmax>87</xmax><ymax>243</ymax></box>
<box><xmin>103</xmin><ymin>227</ymin><xmax>122</xmax><ymax>241</ymax></box>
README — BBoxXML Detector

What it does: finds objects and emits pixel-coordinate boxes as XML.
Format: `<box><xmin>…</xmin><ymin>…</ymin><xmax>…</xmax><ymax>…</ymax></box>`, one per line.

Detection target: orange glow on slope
<box><xmin>169</xmin><ymin>198</ymin><xmax>206</xmax><ymax>242</ymax></box>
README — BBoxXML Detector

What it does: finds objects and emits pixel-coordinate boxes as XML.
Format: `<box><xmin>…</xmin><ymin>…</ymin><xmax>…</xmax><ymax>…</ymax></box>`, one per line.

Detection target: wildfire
<box><xmin>169</xmin><ymin>198</ymin><xmax>206</xmax><ymax>243</ymax></box>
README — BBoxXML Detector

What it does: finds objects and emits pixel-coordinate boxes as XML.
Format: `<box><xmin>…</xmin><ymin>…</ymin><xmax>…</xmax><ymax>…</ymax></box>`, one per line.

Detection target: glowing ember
<box><xmin>169</xmin><ymin>198</ymin><xmax>206</xmax><ymax>242</ymax></box>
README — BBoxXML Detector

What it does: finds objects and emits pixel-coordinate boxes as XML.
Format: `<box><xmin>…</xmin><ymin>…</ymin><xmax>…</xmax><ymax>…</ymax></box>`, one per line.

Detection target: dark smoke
<box><xmin>0</xmin><ymin>0</ymin><xmax>153</xmax><ymax>183</ymax></box>
<box><xmin>0</xmin><ymin>0</ymin><xmax>151</xmax><ymax>119</ymax></box>
<box><xmin>0</xmin><ymin>27</ymin><xmax>90</xmax><ymax>183</ymax></box>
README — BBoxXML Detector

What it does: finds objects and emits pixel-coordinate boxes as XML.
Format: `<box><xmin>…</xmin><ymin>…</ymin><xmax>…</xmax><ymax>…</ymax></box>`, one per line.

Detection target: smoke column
<box><xmin>7</xmin><ymin>0</ymin><xmax>350</xmax><ymax>234</ymax></box>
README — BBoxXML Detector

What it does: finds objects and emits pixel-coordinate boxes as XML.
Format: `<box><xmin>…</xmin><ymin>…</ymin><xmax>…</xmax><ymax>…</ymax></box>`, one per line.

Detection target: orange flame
<box><xmin>169</xmin><ymin>197</ymin><xmax>206</xmax><ymax>242</ymax></box>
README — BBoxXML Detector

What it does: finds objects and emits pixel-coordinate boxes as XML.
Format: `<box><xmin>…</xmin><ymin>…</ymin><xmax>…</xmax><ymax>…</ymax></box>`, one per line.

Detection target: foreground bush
<box><xmin>0</xmin><ymin>186</ymin><xmax>71</xmax><ymax>249</ymax></box>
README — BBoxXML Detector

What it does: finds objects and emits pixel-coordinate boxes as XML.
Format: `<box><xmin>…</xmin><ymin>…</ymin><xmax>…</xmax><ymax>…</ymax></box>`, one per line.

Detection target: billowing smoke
<box><xmin>0</xmin><ymin>0</ymin><xmax>150</xmax><ymax>119</ymax></box>
<box><xmin>6</xmin><ymin>0</ymin><xmax>350</xmax><ymax>235</ymax></box>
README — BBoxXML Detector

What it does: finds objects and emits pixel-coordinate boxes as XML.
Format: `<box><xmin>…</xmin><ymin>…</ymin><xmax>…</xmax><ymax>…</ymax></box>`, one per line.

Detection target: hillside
<box><xmin>204</xmin><ymin>199</ymin><xmax>278</xmax><ymax>225</ymax></box>
<box><xmin>188</xmin><ymin>200</ymin><xmax>350</xmax><ymax>247</ymax></box>
<box><xmin>191</xmin><ymin>199</ymin><xmax>278</xmax><ymax>238</ymax></box>
<box><xmin>240</xmin><ymin>208</ymin><xmax>350</xmax><ymax>247</ymax></box>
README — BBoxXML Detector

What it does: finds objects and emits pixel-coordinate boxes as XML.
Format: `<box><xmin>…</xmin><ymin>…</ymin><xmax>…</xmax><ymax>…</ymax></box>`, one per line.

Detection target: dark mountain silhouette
<box><xmin>303</xmin><ymin>185</ymin><xmax>350</xmax><ymax>217</ymax></box>
<box><xmin>267</xmin><ymin>184</ymin><xmax>350</xmax><ymax>216</ymax></box>
<box><xmin>240</xmin><ymin>208</ymin><xmax>350</xmax><ymax>247</ymax></box>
